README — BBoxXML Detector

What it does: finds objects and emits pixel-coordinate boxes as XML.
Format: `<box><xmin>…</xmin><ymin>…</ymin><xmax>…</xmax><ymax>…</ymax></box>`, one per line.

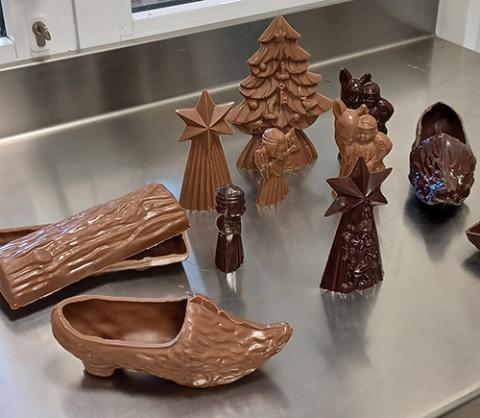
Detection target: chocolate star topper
<box><xmin>325</xmin><ymin>157</ymin><xmax>392</xmax><ymax>217</ymax></box>
<box><xmin>176</xmin><ymin>90</ymin><xmax>234</xmax><ymax>154</ymax></box>
<box><xmin>321</xmin><ymin>157</ymin><xmax>392</xmax><ymax>293</ymax></box>
<box><xmin>176</xmin><ymin>90</ymin><xmax>234</xmax><ymax>211</ymax></box>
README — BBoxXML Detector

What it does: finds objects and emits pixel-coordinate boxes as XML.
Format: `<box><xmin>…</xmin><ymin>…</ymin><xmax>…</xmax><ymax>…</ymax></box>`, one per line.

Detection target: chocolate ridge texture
<box><xmin>228</xmin><ymin>15</ymin><xmax>332</xmax><ymax>171</ymax></box>
<box><xmin>0</xmin><ymin>183</ymin><xmax>190</xmax><ymax>309</ymax></box>
<box><xmin>408</xmin><ymin>102</ymin><xmax>476</xmax><ymax>205</ymax></box>
<box><xmin>0</xmin><ymin>226</ymin><xmax>189</xmax><ymax>273</ymax></box>
<box><xmin>51</xmin><ymin>293</ymin><xmax>292</xmax><ymax>387</ymax></box>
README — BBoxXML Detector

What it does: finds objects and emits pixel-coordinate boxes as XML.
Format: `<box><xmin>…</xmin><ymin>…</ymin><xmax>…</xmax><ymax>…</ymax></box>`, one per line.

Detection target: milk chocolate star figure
<box><xmin>321</xmin><ymin>157</ymin><xmax>392</xmax><ymax>293</ymax></box>
<box><xmin>176</xmin><ymin>90</ymin><xmax>234</xmax><ymax>211</ymax></box>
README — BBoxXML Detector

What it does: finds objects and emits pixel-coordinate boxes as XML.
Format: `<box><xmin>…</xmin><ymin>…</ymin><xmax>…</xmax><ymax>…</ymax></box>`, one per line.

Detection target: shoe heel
<box><xmin>83</xmin><ymin>362</ymin><xmax>116</xmax><ymax>377</ymax></box>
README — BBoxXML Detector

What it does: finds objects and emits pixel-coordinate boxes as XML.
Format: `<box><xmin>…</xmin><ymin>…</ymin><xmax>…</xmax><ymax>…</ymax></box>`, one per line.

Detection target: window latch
<box><xmin>32</xmin><ymin>21</ymin><xmax>51</xmax><ymax>48</ymax></box>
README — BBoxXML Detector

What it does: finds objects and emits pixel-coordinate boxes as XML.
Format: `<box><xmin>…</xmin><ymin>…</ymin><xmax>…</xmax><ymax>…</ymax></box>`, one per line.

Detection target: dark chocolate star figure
<box><xmin>321</xmin><ymin>157</ymin><xmax>392</xmax><ymax>293</ymax></box>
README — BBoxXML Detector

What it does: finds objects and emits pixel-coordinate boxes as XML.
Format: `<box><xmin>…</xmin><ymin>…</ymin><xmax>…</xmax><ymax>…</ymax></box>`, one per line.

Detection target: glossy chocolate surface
<box><xmin>0</xmin><ymin>226</ymin><xmax>189</xmax><ymax>272</ymax></box>
<box><xmin>339</xmin><ymin>67</ymin><xmax>394</xmax><ymax>134</ymax></box>
<box><xmin>176</xmin><ymin>90</ymin><xmax>234</xmax><ymax>211</ymax></box>
<box><xmin>0</xmin><ymin>183</ymin><xmax>190</xmax><ymax>309</ymax></box>
<box><xmin>333</xmin><ymin>99</ymin><xmax>392</xmax><ymax>178</ymax></box>
<box><xmin>51</xmin><ymin>294</ymin><xmax>292</xmax><ymax>387</ymax></box>
<box><xmin>409</xmin><ymin>102</ymin><xmax>476</xmax><ymax>206</ymax></box>
<box><xmin>321</xmin><ymin>157</ymin><xmax>392</xmax><ymax>293</ymax></box>
<box><xmin>215</xmin><ymin>185</ymin><xmax>245</xmax><ymax>273</ymax></box>
<box><xmin>228</xmin><ymin>15</ymin><xmax>332</xmax><ymax>171</ymax></box>
<box><xmin>254</xmin><ymin>128</ymin><xmax>294</xmax><ymax>206</ymax></box>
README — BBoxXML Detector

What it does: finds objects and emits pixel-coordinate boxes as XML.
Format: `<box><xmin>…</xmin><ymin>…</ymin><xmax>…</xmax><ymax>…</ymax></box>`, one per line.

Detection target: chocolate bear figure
<box><xmin>339</xmin><ymin>68</ymin><xmax>394</xmax><ymax>134</ymax></box>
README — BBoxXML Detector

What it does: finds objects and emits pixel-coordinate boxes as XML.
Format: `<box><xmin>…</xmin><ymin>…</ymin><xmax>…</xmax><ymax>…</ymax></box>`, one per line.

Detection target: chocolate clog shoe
<box><xmin>51</xmin><ymin>294</ymin><xmax>292</xmax><ymax>388</ymax></box>
<box><xmin>409</xmin><ymin>102</ymin><xmax>476</xmax><ymax>205</ymax></box>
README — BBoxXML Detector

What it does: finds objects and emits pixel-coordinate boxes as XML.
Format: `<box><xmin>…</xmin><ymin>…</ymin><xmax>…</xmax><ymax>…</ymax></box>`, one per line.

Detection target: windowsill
<box><xmin>0</xmin><ymin>37</ymin><xmax>17</xmax><ymax>64</ymax></box>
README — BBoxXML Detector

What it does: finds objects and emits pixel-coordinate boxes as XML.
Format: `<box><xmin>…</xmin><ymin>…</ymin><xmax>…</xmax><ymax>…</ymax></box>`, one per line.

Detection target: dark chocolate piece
<box><xmin>228</xmin><ymin>15</ymin><xmax>332</xmax><ymax>171</ymax></box>
<box><xmin>333</xmin><ymin>99</ymin><xmax>392</xmax><ymax>178</ymax></box>
<box><xmin>176</xmin><ymin>90</ymin><xmax>234</xmax><ymax>212</ymax></box>
<box><xmin>254</xmin><ymin>128</ymin><xmax>295</xmax><ymax>206</ymax></box>
<box><xmin>215</xmin><ymin>185</ymin><xmax>246</xmax><ymax>273</ymax></box>
<box><xmin>321</xmin><ymin>157</ymin><xmax>392</xmax><ymax>293</ymax></box>
<box><xmin>0</xmin><ymin>183</ymin><xmax>190</xmax><ymax>309</ymax></box>
<box><xmin>408</xmin><ymin>102</ymin><xmax>476</xmax><ymax>206</ymax></box>
<box><xmin>339</xmin><ymin>67</ymin><xmax>394</xmax><ymax>134</ymax></box>
<box><xmin>51</xmin><ymin>293</ymin><xmax>292</xmax><ymax>387</ymax></box>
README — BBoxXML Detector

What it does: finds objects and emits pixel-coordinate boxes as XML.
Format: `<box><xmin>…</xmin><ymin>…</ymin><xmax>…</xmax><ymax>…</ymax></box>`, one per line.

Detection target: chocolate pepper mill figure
<box><xmin>321</xmin><ymin>157</ymin><xmax>392</xmax><ymax>293</ymax></box>
<box><xmin>339</xmin><ymin>67</ymin><xmax>394</xmax><ymax>134</ymax></box>
<box><xmin>254</xmin><ymin>128</ymin><xmax>296</xmax><ymax>206</ymax></box>
<box><xmin>176</xmin><ymin>90</ymin><xmax>234</xmax><ymax>211</ymax></box>
<box><xmin>215</xmin><ymin>185</ymin><xmax>246</xmax><ymax>273</ymax></box>
<box><xmin>228</xmin><ymin>15</ymin><xmax>332</xmax><ymax>171</ymax></box>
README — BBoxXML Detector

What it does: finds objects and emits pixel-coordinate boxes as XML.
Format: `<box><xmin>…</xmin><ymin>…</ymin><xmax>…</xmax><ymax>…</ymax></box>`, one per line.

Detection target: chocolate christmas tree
<box><xmin>176</xmin><ymin>90</ymin><xmax>234</xmax><ymax>211</ymax></box>
<box><xmin>228</xmin><ymin>15</ymin><xmax>332</xmax><ymax>171</ymax></box>
<box><xmin>321</xmin><ymin>157</ymin><xmax>392</xmax><ymax>293</ymax></box>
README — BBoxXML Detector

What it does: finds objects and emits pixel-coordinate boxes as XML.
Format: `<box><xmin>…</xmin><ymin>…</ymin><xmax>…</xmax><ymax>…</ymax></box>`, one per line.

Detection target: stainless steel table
<box><xmin>1</xmin><ymin>37</ymin><xmax>480</xmax><ymax>418</ymax></box>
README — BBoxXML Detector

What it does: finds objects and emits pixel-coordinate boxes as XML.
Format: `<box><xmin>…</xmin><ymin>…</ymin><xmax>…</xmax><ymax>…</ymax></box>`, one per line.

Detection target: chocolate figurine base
<box><xmin>236</xmin><ymin>130</ymin><xmax>318</xmax><ymax>171</ymax></box>
<box><xmin>0</xmin><ymin>183</ymin><xmax>190</xmax><ymax>309</ymax></box>
<box><xmin>409</xmin><ymin>102</ymin><xmax>476</xmax><ymax>206</ymax></box>
<box><xmin>52</xmin><ymin>294</ymin><xmax>292</xmax><ymax>388</ymax></box>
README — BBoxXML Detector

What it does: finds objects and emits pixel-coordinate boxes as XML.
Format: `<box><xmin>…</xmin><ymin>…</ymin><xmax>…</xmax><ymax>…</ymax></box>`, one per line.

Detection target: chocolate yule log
<box><xmin>0</xmin><ymin>227</ymin><xmax>189</xmax><ymax>273</ymax></box>
<box><xmin>0</xmin><ymin>183</ymin><xmax>190</xmax><ymax>310</ymax></box>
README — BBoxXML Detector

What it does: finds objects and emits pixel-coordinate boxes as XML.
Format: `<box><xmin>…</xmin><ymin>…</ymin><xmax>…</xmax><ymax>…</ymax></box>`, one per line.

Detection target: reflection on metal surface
<box><xmin>321</xmin><ymin>285</ymin><xmax>380</xmax><ymax>363</ymax></box>
<box><xmin>0</xmin><ymin>0</ymin><xmax>438</xmax><ymax>139</ymax></box>
<box><xmin>403</xmin><ymin>194</ymin><xmax>470</xmax><ymax>261</ymax></box>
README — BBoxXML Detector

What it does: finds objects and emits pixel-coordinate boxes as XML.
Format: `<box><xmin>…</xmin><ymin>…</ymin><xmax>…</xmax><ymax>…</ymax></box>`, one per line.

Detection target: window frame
<box><xmin>0</xmin><ymin>0</ymin><xmax>77</xmax><ymax>66</ymax></box>
<box><xmin>74</xmin><ymin>0</ymin><xmax>344</xmax><ymax>49</ymax></box>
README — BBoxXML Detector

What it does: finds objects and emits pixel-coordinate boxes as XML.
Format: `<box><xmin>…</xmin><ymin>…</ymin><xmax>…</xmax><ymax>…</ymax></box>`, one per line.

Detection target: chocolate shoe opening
<box><xmin>62</xmin><ymin>298</ymin><xmax>188</xmax><ymax>344</ymax></box>
<box><xmin>419</xmin><ymin>102</ymin><xmax>466</xmax><ymax>144</ymax></box>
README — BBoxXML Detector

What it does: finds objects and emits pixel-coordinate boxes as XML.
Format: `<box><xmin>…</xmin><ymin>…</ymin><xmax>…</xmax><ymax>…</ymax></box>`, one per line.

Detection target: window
<box><xmin>0</xmin><ymin>1</ymin><xmax>7</xmax><ymax>38</ymax></box>
<box><xmin>0</xmin><ymin>0</ymin><xmax>77</xmax><ymax>65</ymax></box>
<box><xmin>132</xmin><ymin>0</ymin><xmax>204</xmax><ymax>13</ymax></box>
<box><xmin>1</xmin><ymin>0</ymin><xmax>339</xmax><ymax>65</ymax></box>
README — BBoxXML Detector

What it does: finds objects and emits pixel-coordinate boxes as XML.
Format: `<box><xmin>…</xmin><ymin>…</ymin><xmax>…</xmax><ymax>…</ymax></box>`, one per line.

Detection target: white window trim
<box><xmin>0</xmin><ymin>36</ymin><xmax>16</xmax><ymax>63</ymax></box>
<box><xmin>74</xmin><ymin>0</ymin><xmax>348</xmax><ymax>49</ymax></box>
<box><xmin>0</xmin><ymin>0</ymin><xmax>77</xmax><ymax>66</ymax></box>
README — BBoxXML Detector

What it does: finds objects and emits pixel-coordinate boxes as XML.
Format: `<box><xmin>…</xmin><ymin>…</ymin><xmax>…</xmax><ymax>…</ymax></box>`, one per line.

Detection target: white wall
<box><xmin>436</xmin><ymin>0</ymin><xmax>480</xmax><ymax>52</ymax></box>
